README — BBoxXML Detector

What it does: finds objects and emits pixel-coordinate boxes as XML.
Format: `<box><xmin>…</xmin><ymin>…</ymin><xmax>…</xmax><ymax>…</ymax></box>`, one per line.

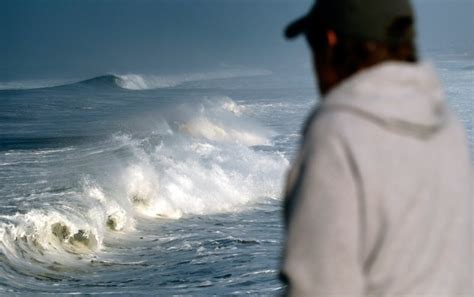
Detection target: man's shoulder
<box><xmin>302</xmin><ymin>104</ymin><xmax>370</xmax><ymax>145</ymax></box>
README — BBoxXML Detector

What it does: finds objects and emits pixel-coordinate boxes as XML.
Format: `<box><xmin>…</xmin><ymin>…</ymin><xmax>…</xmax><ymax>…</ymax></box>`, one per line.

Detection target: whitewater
<box><xmin>0</xmin><ymin>56</ymin><xmax>472</xmax><ymax>295</ymax></box>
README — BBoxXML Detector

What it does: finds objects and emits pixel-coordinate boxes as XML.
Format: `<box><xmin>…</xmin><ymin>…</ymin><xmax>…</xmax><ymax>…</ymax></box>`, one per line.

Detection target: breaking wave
<box><xmin>0</xmin><ymin>95</ymin><xmax>288</xmax><ymax>273</ymax></box>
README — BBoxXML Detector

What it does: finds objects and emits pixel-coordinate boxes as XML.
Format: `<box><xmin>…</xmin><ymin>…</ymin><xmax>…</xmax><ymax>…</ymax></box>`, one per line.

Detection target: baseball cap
<box><xmin>285</xmin><ymin>0</ymin><xmax>415</xmax><ymax>43</ymax></box>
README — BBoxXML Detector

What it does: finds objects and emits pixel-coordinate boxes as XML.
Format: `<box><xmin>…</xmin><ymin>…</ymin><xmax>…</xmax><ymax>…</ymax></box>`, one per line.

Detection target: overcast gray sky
<box><xmin>1</xmin><ymin>0</ymin><xmax>472</xmax><ymax>80</ymax></box>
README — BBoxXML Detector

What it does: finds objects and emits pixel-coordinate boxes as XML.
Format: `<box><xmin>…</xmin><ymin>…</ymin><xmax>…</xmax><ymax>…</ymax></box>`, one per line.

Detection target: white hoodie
<box><xmin>281</xmin><ymin>62</ymin><xmax>473</xmax><ymax>296</ymax></box>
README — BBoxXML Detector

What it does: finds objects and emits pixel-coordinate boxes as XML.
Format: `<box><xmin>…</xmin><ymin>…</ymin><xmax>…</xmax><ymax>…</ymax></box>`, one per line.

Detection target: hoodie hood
<box><xmin>322</xmin><ymin>62</ymin><xmax>448</xmax><ymax>139</ymax></box>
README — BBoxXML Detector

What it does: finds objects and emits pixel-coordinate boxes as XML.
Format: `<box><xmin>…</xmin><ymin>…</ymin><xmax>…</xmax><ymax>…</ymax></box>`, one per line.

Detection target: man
<box><xmin>281</xmin><ymin>0</ymin><xmax>473</xmax><ymax>296</ymax></box>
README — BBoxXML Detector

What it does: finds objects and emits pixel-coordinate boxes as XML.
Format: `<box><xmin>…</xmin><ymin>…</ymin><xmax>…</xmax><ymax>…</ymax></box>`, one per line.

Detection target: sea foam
<box><xmin>114</xmin><ymin>96</ymin><xmax>287</xmax><ymax>217</ymax></box>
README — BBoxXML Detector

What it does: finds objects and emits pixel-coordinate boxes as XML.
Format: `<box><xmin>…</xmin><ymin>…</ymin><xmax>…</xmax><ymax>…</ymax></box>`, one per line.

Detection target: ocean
<box><xmin>0</xmin><ymin>54</ymin><xmax>472</xmax><ymax>295</ymax></box>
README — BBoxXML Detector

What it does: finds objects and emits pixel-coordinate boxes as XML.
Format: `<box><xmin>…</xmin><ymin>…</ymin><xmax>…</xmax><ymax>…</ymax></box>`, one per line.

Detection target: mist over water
<box><xmin>0</xmin><ymin>0</ymin><xmax>472</xmax><ymax>295</ymax></box>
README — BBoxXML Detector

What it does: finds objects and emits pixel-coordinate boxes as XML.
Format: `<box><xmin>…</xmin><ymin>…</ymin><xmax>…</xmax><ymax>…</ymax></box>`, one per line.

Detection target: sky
<box><xmin>1</xmin><ymin>0</ymin><xmax>473</xmax><ymax>81</ymax></box>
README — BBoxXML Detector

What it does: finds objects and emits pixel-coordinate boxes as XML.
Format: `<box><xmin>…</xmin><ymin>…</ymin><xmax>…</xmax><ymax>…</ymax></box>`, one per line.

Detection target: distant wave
<box><xmin>93</xmin><ymin>69</ymin><xmax>273</xmax><ymax>90</ymax></box>
<box><xmin>77</xmin><ymin>74</ymin><xmax>121</xmax><ymax>87</ymax></box>
<box><xmin>72</xmin><ymin>74</ymin><xmax>177</xmax><ymax>90</ymax></box>
<box><xmin>0</xmin><ymin>69</ymin><xmax>272</xmax><ymax>91</ymax></box>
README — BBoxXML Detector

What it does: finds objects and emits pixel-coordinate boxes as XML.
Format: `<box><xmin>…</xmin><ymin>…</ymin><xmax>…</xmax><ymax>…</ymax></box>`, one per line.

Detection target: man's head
<box><xmin>285</xmin><ymin>0</ymin><xmax>417</xmax><ymax>95</ymax></box>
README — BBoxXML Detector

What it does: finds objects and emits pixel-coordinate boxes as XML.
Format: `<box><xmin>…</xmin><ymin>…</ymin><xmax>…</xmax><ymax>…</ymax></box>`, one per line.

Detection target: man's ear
<box><xmin>326</xmin><ymin>30</ymin><xmax>338</xmax><ymax>48</ymax></box>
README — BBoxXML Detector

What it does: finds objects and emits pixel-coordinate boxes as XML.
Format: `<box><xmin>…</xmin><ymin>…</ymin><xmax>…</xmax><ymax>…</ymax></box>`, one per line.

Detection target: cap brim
<box><xmin>284</xmin><ymin>16</ymin><xmax>309</xmax><ymax>39</ymax></box>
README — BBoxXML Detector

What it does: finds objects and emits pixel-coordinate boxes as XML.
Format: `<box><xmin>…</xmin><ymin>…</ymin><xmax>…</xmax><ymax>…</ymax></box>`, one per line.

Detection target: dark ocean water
<box><xmin>0</xmin><ymin>55</ymin><xmax>472</xmax><ymax>295</ymax></box>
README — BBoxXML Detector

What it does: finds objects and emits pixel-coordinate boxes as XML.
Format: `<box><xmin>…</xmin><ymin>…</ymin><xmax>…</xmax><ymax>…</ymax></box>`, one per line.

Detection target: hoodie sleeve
<box><xmin>281</xmin><ymin>120</ymin><xmax>365</xmax><ymax>296</ymax></box>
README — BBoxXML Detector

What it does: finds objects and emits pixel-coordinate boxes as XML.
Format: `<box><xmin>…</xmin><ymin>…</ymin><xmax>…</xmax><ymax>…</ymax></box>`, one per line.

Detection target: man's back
<box><xmin>282</xmin><ymin>62</ymin><xmax>473</xmax><ymax>295</ymax></box>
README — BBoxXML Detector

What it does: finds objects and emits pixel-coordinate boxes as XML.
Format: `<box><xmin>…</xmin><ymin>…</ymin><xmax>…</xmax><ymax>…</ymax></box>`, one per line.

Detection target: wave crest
<box><xmin>0</xmin><ymin>209</ymin><xmax>103</xmax><ymax>271</ymax></box>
